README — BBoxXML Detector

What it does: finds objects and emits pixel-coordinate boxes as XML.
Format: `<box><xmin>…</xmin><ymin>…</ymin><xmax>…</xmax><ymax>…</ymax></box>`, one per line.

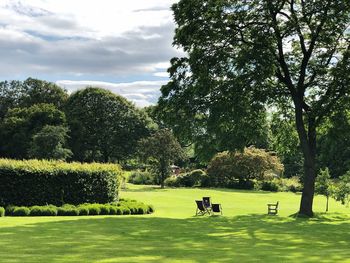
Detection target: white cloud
<box><xmin>56</xmin><ymin>80</ymin><xmax>167</xmax><ymax>107</ymax></box>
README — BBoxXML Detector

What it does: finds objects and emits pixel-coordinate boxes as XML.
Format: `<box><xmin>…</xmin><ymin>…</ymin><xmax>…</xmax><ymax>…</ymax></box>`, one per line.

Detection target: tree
<box><xmin>207</xmin><ymin>148</ymin><xmax>284</xmax><ymax>187</ymax></box>
<box><xmin>334</xmin><ymin>171</ymin><xmax>350</xmax><ymax>207</ymax></box>
<box><xmin>159</xmin><ymin>0</ymin><xmax>350</xmax><ymax>216</ymax></box>
<box><xmin>65</xmin><ymin>87</ymin><xmax>151</xmax><ymax>163</ymax></box>
<box><xmin>138</xmin><ymin>129</ymin><xmax>187</xmax><ymax>188</ymax></box>
<box><xmin>315</xmin><ymin>168</ymin><xmax>334</xmax><ymax>212</ymax></box>
<box><xmin>0</xmin><ymin>78</ymin><xmax>68</xmax><ymax>120</ymax></box>
<box><xmin>0</xmin><ymin>104</ymin><xmax>67</xmax><ymax>159</ymax></box>
<box><xmin>29</xmin><ymin>125</ymin><xmax>72</xmax><ymax>160</ymax></box>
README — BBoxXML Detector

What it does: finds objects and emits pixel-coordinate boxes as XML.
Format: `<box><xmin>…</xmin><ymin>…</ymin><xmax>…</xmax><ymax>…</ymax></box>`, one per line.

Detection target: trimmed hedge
<box><xmin>0</xmin><ymin>158</ymin><xmax>122</xmax><ymax>206</ymax></box>
<box><xmin>0</xmin><ymin>207</ymin><xmax>4</xmax><ymax>217</ymax></box>
<box><xmin>3</xmin><ymin>200</ymin><xmax>154</xmax><ymax>217</ymax></box>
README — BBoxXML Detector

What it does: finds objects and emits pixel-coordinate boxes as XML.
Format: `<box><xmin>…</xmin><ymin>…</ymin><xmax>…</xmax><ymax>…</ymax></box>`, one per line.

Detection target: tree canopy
<box><xmin>159</xmin><ymin>0</ymin><xmax>350</xmax><ymax>216</ymax></box>
<box><xmin>65</xmin><ymin>87</ymin><xmax>152</xmax><ymax>163</ymax></box>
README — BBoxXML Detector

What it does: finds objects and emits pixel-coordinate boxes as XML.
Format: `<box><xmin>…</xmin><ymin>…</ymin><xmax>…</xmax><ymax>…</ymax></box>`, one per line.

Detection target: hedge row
<box><xmin>0</xmin><ymin>207</ymin><xmax>4</xmax><ymax>217</ymax></box>
<box><xmin>2</xmin><ymin>200</ymin><xmax>154</xmax><ymax>217</ymax></box>
<box><xmin>0</xmin><ymin>159</ymin><xmax>122</xmax><ymax>206</ymax></box>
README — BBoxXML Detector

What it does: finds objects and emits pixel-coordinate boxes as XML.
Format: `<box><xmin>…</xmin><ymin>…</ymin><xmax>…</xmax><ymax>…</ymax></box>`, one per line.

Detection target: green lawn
<box><xmin>0</xmin><ymin>184</ymin><xmax>350</xmax><ymax>262</ymax></box>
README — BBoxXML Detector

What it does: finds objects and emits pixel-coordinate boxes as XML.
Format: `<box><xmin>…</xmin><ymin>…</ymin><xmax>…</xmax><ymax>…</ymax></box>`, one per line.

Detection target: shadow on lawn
<box><xmin>0</xmin><ymin>214</ymin><xmax>349</xmax><ymax>262</ymax></box>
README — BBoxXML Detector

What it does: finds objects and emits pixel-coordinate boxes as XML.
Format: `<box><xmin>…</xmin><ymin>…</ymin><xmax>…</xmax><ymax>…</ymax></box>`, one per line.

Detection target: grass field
<box><xmin>0</xmin><ymin>184</ymin><xmax>349</xmax><ymax>262</ymax></box>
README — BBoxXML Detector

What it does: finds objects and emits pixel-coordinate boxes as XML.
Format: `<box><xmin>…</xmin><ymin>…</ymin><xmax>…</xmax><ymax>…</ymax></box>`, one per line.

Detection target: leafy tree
<box><xmin>317</xmin><ymin>110</ymin><xmax>350</xmax><ymax>178</ymax></box>
<box><xmin>160</xmin><ymin>0</ymin><xmax>350</xmax><ymax>216</ymax></box>
<box><xmin>0</xmin><ymin>78</ymin><xmax>68</xmax><ymax>120</ymax></box>
<box><xmin>138</xmin><ymin>129</ymin><xmax>187</xmax><ymax>188</ymax></box>
<box><xmin>21</xmin><ymin>78</ymin><xmax>68</xmax><ymax>109</ymax></box>
<box><xmin>0</xmin><ymin>104</ymin><xmax>66</xmax><ymax>159</ymax></box>
<box><xmin>65</xmin><ymin>87</ymin><xmax>151</xmax><ymax>163</ymax></box>
<box><xmin>315</xmin><ymin>168</ymin><xmax>334</xmax><ymax>212</ymax></box>
<box><xmin>207</xmin><ymin>148</ymin><xmax>284</xmax><ymax>188</ymax></box>
<box><xmin>334</xmin><ymin>171</ymin><xmax>350</xmax><ymax>207</ymax></box>
<box><xmin>29</xmin><ymin>125</ymin><xmax>72</xmax><ymax>160</ymax></box>
<box><xmin>0</xmin><ymin>80</ymin><xmax>25</xmax><ymax>120</ymax></box>
<box><xmin>270</xmin><ymin>111</ymin><xmax>304</xmax><ymax>178</ymax></box>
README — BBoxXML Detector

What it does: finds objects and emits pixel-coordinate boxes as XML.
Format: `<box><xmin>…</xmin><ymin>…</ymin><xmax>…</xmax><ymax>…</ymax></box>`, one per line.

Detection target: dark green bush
<box><xmin>0</xmin><ymin>159</ymin><xmax>122</xmax><ymax>207</ymax></box>
<box><xmin>30</xmin><ymin>205</ymin><xmax>58</xmax><ymax>216</ymax></box>
<box><xmin>12</xmin><ymin>207</ymin><xmax>30</xmax><ymax>216</ymax></box>
<box><xmin>57</xmin><ymin>205</ymin><xmax>79</xmax><ymax>216</ymax></box>
<box><xmin>86</xmin><ymin>204</ymin><xmax>101</xmax><ymax>215</ymax></box>
<box><xmin>128</xmin><ymin>170</ymin><xmax>154</xmax><ymax>185</ymax></box>
<box><xmin>147</xmin><ymin>205</ymin><xmax>154</xmax><ymax>214</ymax></box>
<box><xmin>116</xmin><ymin>207</ymin><xmax>122</xmax><ymax>215</ymax></box>
<box><xmin>121</xmin><ymin>207</ymin><xmax>131</xmax><ymax>215</ymax></box>
<box><xmin>77</xmin><ymin>206</ymin><xmax>89</xmax><ymax>216</ymax></box>
<box><xmin>0</xmin><ymin>207</ymin><xmax>4</xmax><ymax>217</ymax></box>
<box><xmin>108</xmin><ymin>205</ymin><xmax>117</xmax><ymax>215</ymax></box>
<box><xmin>261</xmin><ymin>181</ymin><xmax>280</xmax><ymax>192</ymax></box>
<box><xmin>164</xmin><ymin>176</ymin><xmax>181</xmax><ymax>187</ymax></box>
<box><xmin>99</xmin><ymin>204</ymin><xmax>110</xmax><ymax>215</ymax></box>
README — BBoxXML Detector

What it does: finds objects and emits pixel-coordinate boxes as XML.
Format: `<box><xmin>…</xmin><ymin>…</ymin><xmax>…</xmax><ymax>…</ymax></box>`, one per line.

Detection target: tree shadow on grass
<box><xmin>0</xmin><ymin>214</ymin><xmax>349</xmax><ymax>262</ymax></box>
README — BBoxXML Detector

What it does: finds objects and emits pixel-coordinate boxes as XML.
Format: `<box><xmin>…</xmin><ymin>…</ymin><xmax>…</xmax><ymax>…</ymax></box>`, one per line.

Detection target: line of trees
<box><xmin>0</xmin><ymin>78</ymin><xmax>154</xmax><ymax>163</ymax></box>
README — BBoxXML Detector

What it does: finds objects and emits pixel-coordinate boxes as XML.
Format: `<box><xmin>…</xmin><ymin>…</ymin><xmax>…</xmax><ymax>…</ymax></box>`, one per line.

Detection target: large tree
<box><xmin>159</xmin><ymin>0</ymin><xmax>350</xmax><ymax>216</ymax></box>
<box><xmin>138</xmin><ymin>129</ymin><xmax>187</xmax><ymax>188</ymax></box>
<box><xmin>65</xmin><ymin>87</ymin><xmax>151</xmax><ymax>163</ymax></box>
<box><xmin>0</xmin><ymin>104</ymin><xmax>67</xmax><ymax>159</ymax></box>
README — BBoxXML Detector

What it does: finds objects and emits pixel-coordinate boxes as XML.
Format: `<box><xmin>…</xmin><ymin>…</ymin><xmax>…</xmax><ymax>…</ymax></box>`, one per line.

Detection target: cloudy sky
<box><xmin>0</xmin><ymin>0</ymin><xmax>182</xmax><ymax>107</ymax></box>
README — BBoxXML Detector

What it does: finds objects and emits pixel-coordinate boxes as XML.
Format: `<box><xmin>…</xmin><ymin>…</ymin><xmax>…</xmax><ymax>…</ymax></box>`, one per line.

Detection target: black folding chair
<box><xmin>203</xmin><ymin>197</ymin><xmax>212</xmax><ymax>212</ymax></box>
<box><xmin>211</xmin><ymin>203</ymin><xmax>223</xmax><ymax>215</ymax></box>
<box><xmin>195</xmin><ymin>200</ymin><xmax>211</xmax><ymax>216</ymax></box>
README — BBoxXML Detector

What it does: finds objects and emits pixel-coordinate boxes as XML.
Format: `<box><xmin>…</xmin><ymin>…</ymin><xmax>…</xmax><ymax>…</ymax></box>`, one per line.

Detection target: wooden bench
<box><xmin>267</xmin><ymin>201</ymin><xmax>279</xmax><ymax>215</ymax></box>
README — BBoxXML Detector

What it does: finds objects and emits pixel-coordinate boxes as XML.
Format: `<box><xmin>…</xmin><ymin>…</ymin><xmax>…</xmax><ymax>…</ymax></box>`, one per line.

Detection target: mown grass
<box><xmin>0</xmin><ymin>184</ymin><xmax>349</xmax><ymax>262</ymax></box>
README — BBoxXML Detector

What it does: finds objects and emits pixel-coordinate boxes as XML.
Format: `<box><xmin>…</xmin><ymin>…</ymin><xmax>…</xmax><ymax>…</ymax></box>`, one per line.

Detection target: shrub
<box><xmin>164</xmin><ymin>176</ymin><xmax>181</xmax><ymax>187</ymax></box>
<box><xmin>108</xmin><ymin>205</ymin><xmax>117</xmax><ymax>215</ymax></box>
<box><xmin>12</xmin><ymin>207</ymin><xmax>30</xmax><ymax>216</ymax></box>
<box><xmin>116</xmin><ymin>207</ymin><xmax>122</xmax><ymax>215</ymax></box>
<box><xmin>207</xmin><ymin>148</ymin><xmax>284</xmax><ymax>188</ymax></box>
<box><xmin>261</xmin><ymin>181</ymin><xmax>280</xmax><ymax>192</ymax></box>
<box><xmin>30</xmin><ymin>205</ymin><xmax>58</xmax><ymax>216</ymax></box>
<box><xmin>121</xmin><ymin>207</ymin><xmax>131</xmax><ymax>215</ymax></box>
<box><xmin>57</xmin><ymin>205</ymin><xmax>79</xmax><ymax>216</ymax></box>
<box><xmin>0</xmin><ymin>207</ymin><xmax>4</xmax><ymax>217</ymax></box>
<box><xmin>147</xmin><ymin>205</ymin><xmax>154</xmax><ymax>214</ymax></box>
<box><xmin>77</xmin><ymin>206</ymin><xmax>89</xmax><ymax>216</ymax></box>
<box><xmin>128</xmin><ymin>170</ymin><xmax>154</xmax><ymax>185</ymax></box>
<box><xmin>86</xmin><ymin>204</ymin><xmax>101</xmax><ymax>215</ymax></box>
<box><xmin>99</xmin><ymin>204</ymin><xmax>110</xmax><ymax>215</ymax></box>
<box><xmin>0</xmin><ymin>159</ymin><xmax>122</xmax><ymax>207</ymax></box>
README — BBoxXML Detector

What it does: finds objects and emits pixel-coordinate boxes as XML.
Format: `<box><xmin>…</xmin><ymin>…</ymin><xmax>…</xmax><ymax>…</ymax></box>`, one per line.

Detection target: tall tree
<box><xmin>0</xmin><ymin>104</ymin><xmax>67</xmax><ymax>158</ymax></box>
<box><xmin>138</xmin><ymin>129</ymin><xmax>187</xmax><ymax>188</ymax></box>
<box><xmin>65</xmin><ymin>87</ymin><xmax>151</xmax><ymax>163</ymax></box>
<box><xmin>159</xmin><ymin>0</ymin><xmax>350</xmax><ymax>216</ymax></box>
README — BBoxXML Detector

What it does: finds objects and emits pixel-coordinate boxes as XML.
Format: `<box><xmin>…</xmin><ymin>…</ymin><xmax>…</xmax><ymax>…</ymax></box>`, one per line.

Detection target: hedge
<box><xmin>3</xmin><ymin>200</ymin><xmax>154</xmax><ymax>217</ymax></box>
<box><xmin>0</xmin><ymin>158</ymin><xmax>122</xmax><ymax>206</ymax></box>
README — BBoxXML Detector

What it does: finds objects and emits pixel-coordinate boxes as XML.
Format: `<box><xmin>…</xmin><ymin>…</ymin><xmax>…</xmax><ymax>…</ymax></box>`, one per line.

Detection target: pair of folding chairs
<box><xmin>195</xmin><ymin>197</ymin><xmax>222</xmax><ymax>216</ymax></box>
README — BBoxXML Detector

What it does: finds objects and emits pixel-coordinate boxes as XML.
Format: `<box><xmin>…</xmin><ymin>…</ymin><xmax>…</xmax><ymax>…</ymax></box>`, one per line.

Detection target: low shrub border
<box><xmin>3</xmin><ymin>199</ymin><xmax>154</xmax><ymax>217</ymax></box>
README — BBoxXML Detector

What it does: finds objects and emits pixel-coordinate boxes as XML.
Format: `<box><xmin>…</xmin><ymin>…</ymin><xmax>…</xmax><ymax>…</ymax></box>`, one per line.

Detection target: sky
<box><xmin>0</xmin><ymin>0</ymin><xmax>182</xmax><ymax>107</ymax></box>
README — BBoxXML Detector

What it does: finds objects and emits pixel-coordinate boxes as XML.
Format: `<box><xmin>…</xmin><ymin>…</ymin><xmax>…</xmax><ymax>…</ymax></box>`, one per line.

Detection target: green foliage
<box><xmin>0</xmin><ymin>78</ymin><xmax>68</xmax><ymax>120</ymax></box>
<box><xmin>207</xmin><ymin>148</ymin><xmax>284</xmax><ymax>188</ymax></box>
<box><xmin>64</xmin><ymin>87</ymin><xmax>151</xmax><ymax>162</ymax></box>
<box><xmin>29</xmin><ymin>125</ymin><xmax>72</xmax><ymax>160</ymax></box>
<box><xmin>260</xmin><ymin>181</ymin><xmax>280</xmax><ymax>192</ymax></box>
<box><xmin>0</xmin><ymin>103</ymin><xmax>67</xmax><ymax>159</ymax></box>
<box><xmin>12</xmin><ymin>207</ymin><xmax>30</xmax><ymax>216</ymax></box>
<box><xmin>315</xmin><ymin>168</ymin><xmax>335</xmax><ymax>212</ymax></box>
<box><xmin>138</xmin><ymin>129</ymin><xmax>187</xmax><ymax>188</ymax></box>
<box><xmin>334</xmin><ymin>172</ymin><xmax>350</xmax><ymax>207</ymax></box>
<box><xmin>0</xmin><ymin>207</ymin><xmax>4</xmax><ymax>217</ymax></box>
<box><xmin>0</xmin><ymin>158</ymin><xmax>121</xmax><ymax>206</ymax></box>
<box><xmin>57</xmin><ymin>205</ymin><xmax>79</xmax><ymax>216</ymax></box>
<box><xmin>164</xmin><ymin>169</ymin><xmax>206</xmax><ymax>187</ymax></box>
<box><xmin>128</xmin><ymin>170</ymin><xmax>154</xmax><ymax>185</ymax></box>
<box><xmin>30</xmin><ymin>205</ymin><xmax>58</xmax><ymax>216</ymax></box>
<box><xmin>77</xmin><ymin>206</ymin><xmax>89</xmax><ymax>216</ymax></box>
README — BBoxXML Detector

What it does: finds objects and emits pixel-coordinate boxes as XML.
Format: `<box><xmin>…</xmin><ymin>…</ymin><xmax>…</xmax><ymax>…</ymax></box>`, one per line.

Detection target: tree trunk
<box><xmin>326</xmin><ymin>196</ymin><xmax>329</xmax><ymax>212</ymax></box>
<box><xmin>294</xmin><ymin>103</ymin><xmax>317</xmax><ymax>217</ymax></box>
